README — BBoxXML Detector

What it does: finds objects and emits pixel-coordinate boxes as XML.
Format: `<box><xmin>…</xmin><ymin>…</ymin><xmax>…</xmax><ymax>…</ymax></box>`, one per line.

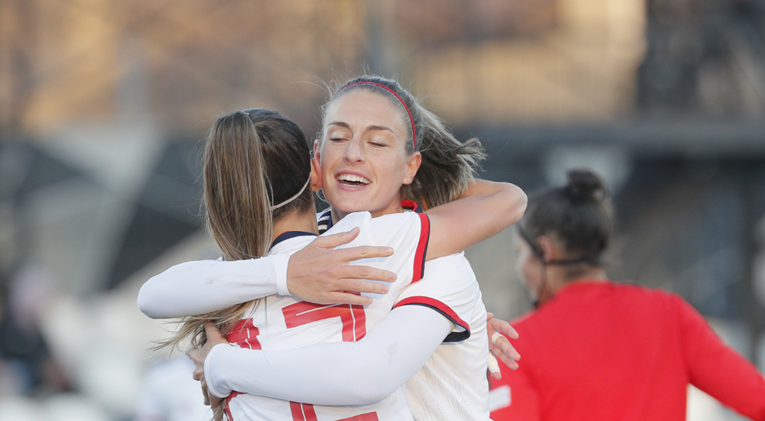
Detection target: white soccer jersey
<box><xmin>222</xmin><ymin>211</ymin><xmax>430</xmax><ymax>421</ymax></box>
<box><xmin>320</xmin><ymin>202</ymin><xmax>491</xmax><ymax>420</ymax></box>
<box><xmin>394</xmin><ymin>252</ymin><xmax>490</xmax><ymax>421</ymax></box>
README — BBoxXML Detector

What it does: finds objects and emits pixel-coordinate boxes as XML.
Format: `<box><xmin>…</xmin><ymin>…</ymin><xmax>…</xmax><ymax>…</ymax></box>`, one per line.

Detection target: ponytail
<box><xmin>156</xmin><ymin>111</ymin><xmax>277</xmax><ymax>352</ymax></box>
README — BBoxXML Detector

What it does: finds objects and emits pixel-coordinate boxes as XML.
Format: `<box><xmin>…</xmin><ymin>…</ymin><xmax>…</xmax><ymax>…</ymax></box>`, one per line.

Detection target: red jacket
<box><xmin>489</xmin><ymin>281</ymin><xmax>765</xmax><ymax>421</ymax></box>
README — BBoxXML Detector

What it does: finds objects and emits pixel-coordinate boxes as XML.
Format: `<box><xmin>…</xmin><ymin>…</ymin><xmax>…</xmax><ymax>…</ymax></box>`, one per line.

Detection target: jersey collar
<box><xmin>320</xmin><ymin>200</ymin><xmax>423</xmax><ymax>233</ymax></box>
<box><xmin>270</xmin><ymin>231</ymin><xmax>317</xmax><ymax>251</ymax></box>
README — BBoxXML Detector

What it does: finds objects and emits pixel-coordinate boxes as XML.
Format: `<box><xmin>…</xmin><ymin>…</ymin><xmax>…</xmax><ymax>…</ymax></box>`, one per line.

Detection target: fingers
<box><xmin>314</xmin><ymin>227</ymin><xmax>360</xmax><ymax>249</ymax></box>
<box><xmin>340</xmin><ymin>278</ymin><xmax>391</xmax><ymax>295</ymax></box>
<box><xmin>323</xmin><ymin>292</ymin><xmax>373</xmax><ymax>306</ymax></box>
<box><xmin>488</xmin><ymin>354</ymin><xmax>501</xmax><ymax>380</ymax></box>
<box><xmin>498</xmin><ymin>322</ymin><xmax>519</xmax><ymax>340</ymax></box>
<box><xmin>333</xmin><ymin>245</ymin><xmax>395</xmax><ymax>263</ymax></box>
<box><xmin>201</xmin><ymin>380</ymin><xmax>211</xmax><ymax>406</ymax></box>
<box><xmin>495</xmin><ymin>334</ymin><xmax>521</xmax><ymax>362</ymax></box>
<box><xmin>489</xmin><ymin>317</ymin><xmax>519</xmax><ymax>340</ymax></box>
<box><xmin>192</xmin><ymin>364</ymin><xmax>204</xmax><ymax>382</ymax></box>
<box><xmin>491</xmin><ymin>345</ymin><xmax>519</xmax><ymax>370</ymax></box>
<box><xmin>211</xmin><ymin>397</ymin><xmax>224</xmax><ymax>421</ymax></box>
<box><xmin>204</xmin><ymin>321</ymin><xmax>227</xmax><ymax>344</ymax></box>
<box><xmin>210</xmin><ymin>395</ymin><xmax>223</xmax><ymax>412</ymax></box>
<box><xmin>489</xmin><ymin>333</ymin><xmax>521</xmax><ymax>370</ymax></box>
<box><xmin>339</xmin><ymin>265</ymin><xmax>396</xmax><ymax>283</ymax></box>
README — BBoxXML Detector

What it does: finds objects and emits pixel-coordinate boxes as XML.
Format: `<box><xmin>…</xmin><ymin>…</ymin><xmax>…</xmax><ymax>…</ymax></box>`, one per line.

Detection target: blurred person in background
<box><xmin>489</xmin><ymin>169</ymin><xmax>765</xmax><ymax>421</ymax></box>
<box><xmin>134</xmin><ymin>355</ymin><xmax>211</xmax><ymax>421</ymax></box>
<box><xmin>0</xmin><ymin>268</ymin><xmax>70</xmax><ymax>397</ymax></box>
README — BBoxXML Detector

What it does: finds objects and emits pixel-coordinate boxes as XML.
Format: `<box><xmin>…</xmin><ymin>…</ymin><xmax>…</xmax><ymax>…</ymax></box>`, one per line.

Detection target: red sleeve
<box><xmin>489</xmin><ymin>335</ymin><xmax>541</xmax><ymax>421</ymax></box>
<box><xmin>679</xmin><ymin>296</ymin><xmax>765</xmax><ymax>421</ymax></box>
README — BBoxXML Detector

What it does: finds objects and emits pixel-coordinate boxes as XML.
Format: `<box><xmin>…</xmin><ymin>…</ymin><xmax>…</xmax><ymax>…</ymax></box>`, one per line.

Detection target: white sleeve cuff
<box><xmin>272</xmin><ymin>253</ymin><xmax>291</xmax><ymax>296</ymax></box>
<box><xmin>205</xmin><ymin>343</ymin><xmax>235</xmax><ymax>399</ymax></box>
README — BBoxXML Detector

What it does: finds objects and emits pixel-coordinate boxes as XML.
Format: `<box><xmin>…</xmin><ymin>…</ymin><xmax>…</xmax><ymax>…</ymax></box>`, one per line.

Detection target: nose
<box><xmin>343</xmin><ymin>137</ymin><xmax>365</xmax><ymax>164</ymax></box>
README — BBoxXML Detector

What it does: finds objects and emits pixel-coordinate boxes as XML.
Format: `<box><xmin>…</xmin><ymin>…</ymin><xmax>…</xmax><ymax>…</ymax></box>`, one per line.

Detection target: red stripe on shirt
<box><xmin>412</xmin><ymin>213</ymin><xmax>430</xmax><ymax>283</ymax></box>
<box><xmin>225</xmin><ymin>392</ymin><xmax>241</xmax><ymax>421</ymax></box>
<box><xmin>290</xmin><ymin>402</ymin><xmax>318</xmax><ymax>421</ymax></box>
<box><xmin>394</xmin><ymin>296</ymin><xmax>469</xmax><ymax>334</ymax></box>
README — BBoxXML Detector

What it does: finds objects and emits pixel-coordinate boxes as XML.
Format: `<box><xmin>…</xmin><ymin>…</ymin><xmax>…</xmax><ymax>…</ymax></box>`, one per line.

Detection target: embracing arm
<box><xmin>137</xmin><ymin>254</ymin><xmax>288</xmax><ymax>319</ymax></box>
<box><xmin>205</xmin><ymin>305</ymin><xmax>452</xmax><ymax>405</ymax></box>
<box><xmin>137</xmin><ymin>228</ymin><xmax>398</xmax><ymax>318</ymax></box>
<box><xmin>426</xmin><ymin>180</ymin><xmax>526</xmax><ymax>259</ymax></box>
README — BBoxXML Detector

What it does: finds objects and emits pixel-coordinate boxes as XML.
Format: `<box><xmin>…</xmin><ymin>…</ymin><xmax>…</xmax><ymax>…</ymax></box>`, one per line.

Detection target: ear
<box><xmin>402</xmin><ymin>152</ymin><xmax>422</xmax><ymax>185</ymax></box>
<box><xmin>313</xmin><ymin>139</ymin><xmax>321</xmax><ymax>157</ymax></box>
<box><xmin>536</xmin><ymin>235</ymin><xmax>558</xmax><ymax>263</ymax></box>
<box><xmin>310</xmin><ymin>156</ymin><xmax>322</xmax><ymax>191</ymax></box>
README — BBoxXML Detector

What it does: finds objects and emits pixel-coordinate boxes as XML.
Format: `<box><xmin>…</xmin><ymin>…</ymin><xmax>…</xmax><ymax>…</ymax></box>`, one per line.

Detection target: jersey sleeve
<box><xmin>393</xmin><ymin>252</ymin><xmax>477</xmax><ymax>343</ymax></box>
<box><xmin>678</xmin><ymin>295</ymin><xmax>765</xmax><ymax>420</ymax></box>
<box><xmin>328</xmin><ymin>211</ymin><xmax>430</xmax><ymax>283</ymax></box>
<box><xmin>205</xmin><ymin>305</ymin><xmax>452</xmax><ymax>405</ymax></box>
<box><xmin>137</xmin><ymin>254</ymin><xmax>289</xmax><ymax>319</ymax></box>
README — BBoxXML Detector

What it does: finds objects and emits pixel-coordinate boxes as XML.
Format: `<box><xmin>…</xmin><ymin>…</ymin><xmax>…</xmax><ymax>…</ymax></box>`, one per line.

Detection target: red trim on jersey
<box><xmin>283</xmin><ymin>301</ymin><xmax>367</xmax><ymax>341</ymax></box>
<box><xmin>400</xmin><ymin>199</ymin><xmax>420</xmax><ymax>212</ymax></box>
<box><xmin>290</xmin><ymin>402</ymin><xmax>378</xmax><ymax>421</ymax></box>
<box><xmin>290</xmin><ymin>402</ymin><xmax>318</xmax><ymax>421</ymax></box>
<box><xmin>226</xmin><ymin>318</ymin><xmax>262</xmax><ymax>350</ymax></box>
<box><xmin>394</xmin><ymin>296</ymin><xmax>470</xmax><ymax>342</ymax></box>
<box><xmin>225</xmin><ymin>391</ymin><xmax>242</xmax><ymax>420</ymax></box>
<box><xmin>412</xmin><ymin>213</ymin><xmax>430</xmax><ymax>283</ymax></box>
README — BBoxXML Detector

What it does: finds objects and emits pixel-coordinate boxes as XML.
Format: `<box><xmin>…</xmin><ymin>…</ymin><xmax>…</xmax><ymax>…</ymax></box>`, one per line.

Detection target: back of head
<box><xmin>204</xmin><ymin>108</ymin><xmax>313</xmax><ymax>262</ymax></box>
<box><xmin>157</xmin><ymin>109</ymin><xmax>314</xmax><ymax>364</ymax></box>
<box><xmin>522</xmin><ymin>169</ymin><xmax>613</xmax><ymax>265</ymax></box>
<box><xmin>323</xmin><ymin>75</ymin><xmax>486</xmax><ymax>209</ymax></box>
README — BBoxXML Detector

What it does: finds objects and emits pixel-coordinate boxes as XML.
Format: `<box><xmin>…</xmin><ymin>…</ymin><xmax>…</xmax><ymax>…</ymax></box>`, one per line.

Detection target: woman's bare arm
<box><xmin>426</xmin><ymin>180</ymin><xmax>527</xmax><ymax>260</ymax></box>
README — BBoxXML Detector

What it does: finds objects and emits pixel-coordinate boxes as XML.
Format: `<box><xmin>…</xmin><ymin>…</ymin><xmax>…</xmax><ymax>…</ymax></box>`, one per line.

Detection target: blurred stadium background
<box><xmin>1</xmin><ymin>0</ymin><xmax>764</xmax><ymax>420</ymax></box>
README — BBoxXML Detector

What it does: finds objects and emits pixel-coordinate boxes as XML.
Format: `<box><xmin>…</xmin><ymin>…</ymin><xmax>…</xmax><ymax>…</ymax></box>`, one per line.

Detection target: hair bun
<box><xmin>566</xmin><ymin>169</ymin><xmax>608</xmax><ymax>202</ymax></box>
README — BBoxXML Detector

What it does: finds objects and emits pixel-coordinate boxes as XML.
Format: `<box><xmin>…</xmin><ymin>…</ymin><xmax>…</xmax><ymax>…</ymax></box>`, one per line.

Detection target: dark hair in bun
<box><xmin>565</xmin><ymin>169</ymin><xmax>608</xmax><ymax>203</ymax></box>
<box><xmin>521</xmin><ymin>169</ymin><xmax>613</xmax><ymax>273</ymax></box>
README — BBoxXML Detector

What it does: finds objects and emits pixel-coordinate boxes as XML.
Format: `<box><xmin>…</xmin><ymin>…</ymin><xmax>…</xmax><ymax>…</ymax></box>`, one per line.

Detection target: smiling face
<box><xmin>316</xmin><ymin>90</ymin><xmax>421</xmax><ymax>219</ymax></box>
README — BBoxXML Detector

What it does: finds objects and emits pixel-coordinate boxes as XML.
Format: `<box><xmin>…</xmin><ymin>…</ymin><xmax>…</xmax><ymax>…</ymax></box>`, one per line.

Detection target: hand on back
<box><xmin>287</xmin><ymin>227</ymin><xmax>398</xmax><ymax>306</ymax></box>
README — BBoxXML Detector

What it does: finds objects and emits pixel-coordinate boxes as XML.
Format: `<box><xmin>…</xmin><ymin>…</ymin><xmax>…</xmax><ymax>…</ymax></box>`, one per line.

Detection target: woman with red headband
<box><xmin>140</xmin><ymin>75</ymin><xmax>524</xmax><ymax>420</ymax></box>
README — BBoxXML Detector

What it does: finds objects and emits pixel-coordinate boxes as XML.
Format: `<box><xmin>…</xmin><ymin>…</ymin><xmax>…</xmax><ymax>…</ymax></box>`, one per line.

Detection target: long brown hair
<box><xmin>158</xmin><ymin>109</ymin><xmax>313</xmax><ymax>352</ymax></box>
<box><xmin>321</xmin><ymin>75</ymin><xmax>486</xmax><ymax>209</ymax></box>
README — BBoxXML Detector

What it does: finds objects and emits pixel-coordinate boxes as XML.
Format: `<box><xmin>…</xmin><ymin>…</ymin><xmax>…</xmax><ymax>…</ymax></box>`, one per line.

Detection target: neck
<box><xmin>545</xmin><ymin>266</ymin><xmax>608</xmax><ymax>294</ymax></box>
<box><xmin>272</xmin><ymin>208</ymin><xmax>319</xmax><ymax>243</ymax></box>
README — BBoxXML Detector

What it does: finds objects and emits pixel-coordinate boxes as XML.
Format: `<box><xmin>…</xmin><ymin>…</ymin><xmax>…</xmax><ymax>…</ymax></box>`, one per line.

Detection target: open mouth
<box><xmin>336</xmin><ymin>173</ymin><xmax>371</xmax><ymax>187</ymax></box>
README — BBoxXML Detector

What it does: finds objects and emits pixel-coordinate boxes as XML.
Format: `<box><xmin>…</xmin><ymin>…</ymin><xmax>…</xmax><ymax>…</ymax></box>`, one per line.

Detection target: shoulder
<box><xmin>326</xmin><ymin>211</ymin><xmax>372</xmax><ymax>233</ymax></box>
<box><xmin>424</xmin><ymin>252</ymin><xmax>471</xmax><ymax>273</ymax></box>
<box><xmin>373</xmin><ymin>211</ymin><xmax>422</xmax><ymax>225</ymax></box>
<box><xmin>611</xmin><ymin>282</ymin><xmax>686</xmax><ymax>307</ymax></box>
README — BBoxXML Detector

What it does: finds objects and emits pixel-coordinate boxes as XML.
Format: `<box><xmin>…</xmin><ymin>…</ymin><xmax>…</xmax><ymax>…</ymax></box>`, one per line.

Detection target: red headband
<box><xmin>337</xmin><ymin>82</ymin><xmax>417</xmax><ymax>149</ymax></box>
